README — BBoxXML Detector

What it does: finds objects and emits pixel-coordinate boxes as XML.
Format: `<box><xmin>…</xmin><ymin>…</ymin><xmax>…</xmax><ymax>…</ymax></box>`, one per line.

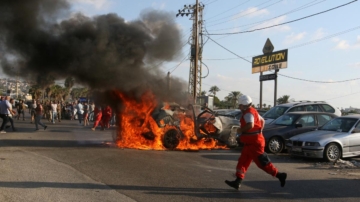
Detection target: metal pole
<box><xmin>193</xmin><ymin>0</ymin><xmax>199</xmax><ymax>102</ymax></box>
<box><xmin>274</xmin><ymin>69</ymin><xmax>279</xmax><ymax>107</ymax></box>
<box><xmin>260</xmin><ymin>72</ymin><xmax>263</xmax><ymax>109</ymax></box>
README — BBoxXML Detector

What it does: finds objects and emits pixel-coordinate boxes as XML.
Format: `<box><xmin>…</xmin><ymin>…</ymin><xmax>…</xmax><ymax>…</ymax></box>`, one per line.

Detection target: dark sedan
<box><xmin>263</xmin><ymin>112</ymin><xmax>338</xmax><ymax>153</ymax></box>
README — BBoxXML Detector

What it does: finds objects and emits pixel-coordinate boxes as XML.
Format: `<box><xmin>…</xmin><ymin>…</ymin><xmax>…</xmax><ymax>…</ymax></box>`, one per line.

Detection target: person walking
<box><xmin>16</xmin><ymin>99</ymin><xmax>26</xmax><ymax>120</ymax></box>
<box><xmin>88</xmin><ymin>102</ymin><xmax>95</xmax><ymax>122</ymax></box>
<box><xmin>101</xmin><ymin>105</ymin><xmax>112</xmax><ymax>130</ymax></box>
<box><xmin>0</xmin><ymin>96</ymin><xmax>12</xmax><ymax>133</ymax></box>
<box><xmin>30</xmin><ymin>99</ymin><xmax>37</xmax><ymax>124</ymax></box>
<box><xmin>83</xmin><ymin>102</ymin><xmax>89</xmax><ymax>126</ymax></box>
<box><xmin>7</xmin><ymin>98</ymin><xmax>17</xmax><ymax>131</ymax></box>
<box><xmin>91</xmin><ymin>106</ymin><xmax>102</xmax><ymax>131</ymax></box>
<box><xmin>50</xmin><ymin>100</ymin><xmax>57</xmax><ymax>124</ymax></box>
<box><xmin>225</xmin><ymin>95</ymin><xmax>287</xmax><ymax>190</ymax></box>
<box><xmin>76</xmin><ymin>101</ymin><xmax>84</xmax><ymax>124</ymax></box>
<box><xmin>57</xmin><ymin>101</ymin><xmax>62</xmax><ymax>122</ymax></box>
<box><xmin>35</xmin><ymin>101</ymin><xmax>47</xmax><ymax>131</ymax></box>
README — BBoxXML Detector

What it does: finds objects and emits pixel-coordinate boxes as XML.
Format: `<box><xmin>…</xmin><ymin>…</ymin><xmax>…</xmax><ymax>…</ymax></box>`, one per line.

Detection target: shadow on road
<box><xmin>0</xmin><ymin>139</ymin><xmax>113</xmax><ymax>148</ymax></box>
<box><xmin>0</xmin><ymin>179</ymin><xmax>359</xmax><ymax>200</ymax></box>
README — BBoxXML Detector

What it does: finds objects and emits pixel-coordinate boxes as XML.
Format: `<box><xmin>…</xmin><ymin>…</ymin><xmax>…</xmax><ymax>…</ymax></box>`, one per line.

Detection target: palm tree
<box><xmin>28</xmin><ymin>85</ymin><xmax>43</xmax><ymax>100</ymax></box>
<box><xmin>208</xmin><ymin>86</ymin><xmax>220</xmax><ymax>97</ymax></box>
<box><xmin>277</xmin><ymin>95</ymin><xmax>291</xmax><ymax>104</ymax></box>
<box><xmin>201</xmin><ymin>90</ymin><xmax>207</xmax><ymax>96</ymax></box>
<box><xmin>263</xmin><ymin>103</ymin><xmax>266</xmax><ymax>109</ymax></box>
<box><xmin>227</xmin><ymin>91</ymin><xmax>242</xmax><ymax>108</ymax></box>
<box><xmin>64</xmin><ymin>77</ymin><xmax>75</xmax><ymax>89</ymax></box>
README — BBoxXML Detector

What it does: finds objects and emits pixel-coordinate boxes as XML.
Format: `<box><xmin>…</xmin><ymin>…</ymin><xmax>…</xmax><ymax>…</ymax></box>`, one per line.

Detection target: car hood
<box><xmin>290</xmin><ymin>130</ymin><xmax>345</xmax><ymax>142</ymax></box>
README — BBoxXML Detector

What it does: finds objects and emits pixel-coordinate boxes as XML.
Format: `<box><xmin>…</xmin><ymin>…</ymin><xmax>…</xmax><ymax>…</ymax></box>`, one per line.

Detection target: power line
<box><xmin>204</xmin><ymin>0</ymin><xmax>219</xmax><ymax>5</ymax></box>
<box><xmin>206</xmin><ymin>35</ymin><xmax>360</xmax><ymax>84</ymax></box>
<box><xmin>206</xmin><ymin>0</ymin><xmax>283</xmax><ymax>26</ymax></box>
<box><xmin>168</xmin><ymin>53</ymin><xmax>190</xmax><ymax>73</ymax></box>
<box><xmin>326</xmin><ymin>91</ymin><xmax>360</xmax><ymax>101</ymax></box>
<box><xmin>205</xmin><ymin>36</ymin><xmax>251</xmax><ymax>63</ymax></box>
<box><xmin>278</xmin><ymin>73</ymin><xmax>360</xmax><ymax>83</ymax></box>
<box><xmin>204</xmin><ymin>24</ymin><xmax>360</xmax><ymax>60</ymax></box>
<box><xmin>207</xmin><ymin>0</ymin><xmax>324</xmax><ymax>32</ymax></box>
<box><xmin>205</xmin><ymin>0</ymin><xmax>251</xmax><ymax>21</ymax></box>
<box><xmin>206</xmin><ymin>0</ymin><xmax>358</xmax><ymax>35</ymax></box>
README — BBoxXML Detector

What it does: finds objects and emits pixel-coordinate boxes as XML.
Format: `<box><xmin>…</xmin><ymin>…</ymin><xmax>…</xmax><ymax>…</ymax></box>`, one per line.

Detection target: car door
<box><xmin>292</xmin><ymin>114</ymin><xmax>317</xmax><ymax>136</ymax></box>
<box><xmin>349</xmin><ymin>121</ymin><xmax>360</xmax><ymax>154</ymax></box>
<box><xmin>316</xmin><ymin>114</ymin><xmax>333</xmax><ymax>127</ymax></box>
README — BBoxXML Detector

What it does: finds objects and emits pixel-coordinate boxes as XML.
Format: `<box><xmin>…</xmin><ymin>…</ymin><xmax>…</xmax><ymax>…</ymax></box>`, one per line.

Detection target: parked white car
<box><xmin>262</xmin><ymin>101</ymin><xmax>341</xmax><ymax>125</ymax></box>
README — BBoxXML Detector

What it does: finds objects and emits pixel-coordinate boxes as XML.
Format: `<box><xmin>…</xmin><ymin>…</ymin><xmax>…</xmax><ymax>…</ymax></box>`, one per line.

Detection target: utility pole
<box><xmin>176</xmin><ymin>1</ymin><xmax>204</xmax><ymax>103</ymax></box>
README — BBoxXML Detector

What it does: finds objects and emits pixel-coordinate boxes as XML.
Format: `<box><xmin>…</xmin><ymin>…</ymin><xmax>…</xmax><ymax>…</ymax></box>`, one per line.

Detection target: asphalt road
<box><xmin>0</xmin><ymin>114</ymin><xmax>359</xmax><ymax>202</ymax></box>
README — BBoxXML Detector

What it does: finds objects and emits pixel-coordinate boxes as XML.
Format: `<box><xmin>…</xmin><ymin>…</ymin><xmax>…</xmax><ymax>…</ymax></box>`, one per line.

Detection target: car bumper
<box><xmin>286</xmin><ymin>146</ymin><xmax>324</xmax><ymax>158</ymax></box>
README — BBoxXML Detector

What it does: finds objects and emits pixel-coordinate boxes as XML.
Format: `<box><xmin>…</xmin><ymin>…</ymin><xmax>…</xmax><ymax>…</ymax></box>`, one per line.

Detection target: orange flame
<box><xmin>113</xmin><ymin>90</ymin><xmax>226</xmax><ymax>150</ymax></box>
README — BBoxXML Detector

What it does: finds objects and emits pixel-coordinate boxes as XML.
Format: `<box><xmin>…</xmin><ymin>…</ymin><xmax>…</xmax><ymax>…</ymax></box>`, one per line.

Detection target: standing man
<box><xmin>35</xmin><ymin>101</ymin><xmax>48</xmax><ymax>131</ymax></box>
<box><xmin>225</xmin><ymin>95</ymin><xmax>287</xmax><ymax>190</ymax></box>
<box><xmin>76</xmin><ymin>101</ymin><xmax>84</xmax><ymax>124</ymax></box>
<box><xmin>0</xmin><ymin>96</ymin><xmax>12</xmax><ymax>133</ymax></box>
<box><xmin>50</xmin><ymin>100</ymin><xmax>58</xmax><ymax>124</ymax></box>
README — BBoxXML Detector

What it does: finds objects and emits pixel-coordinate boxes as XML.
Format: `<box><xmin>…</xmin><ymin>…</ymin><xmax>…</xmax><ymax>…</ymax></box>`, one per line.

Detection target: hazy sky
<box><xmin>9</xmin><ymin>0</ymin><xmax>360</xmax><ymax>109</ymax></box>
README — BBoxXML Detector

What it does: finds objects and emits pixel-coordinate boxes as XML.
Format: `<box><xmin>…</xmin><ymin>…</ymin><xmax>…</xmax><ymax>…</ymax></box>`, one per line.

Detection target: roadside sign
<box><xmin>259</xmin><ymin>73</ymin><xmax>277</xmax><ymax>81</ymax></box>
<box><xmin>263</xmin><ymin>38</ymin><xmax>274</xmax><ymax>54</ymax></box>
<box><xmin>251</xmin><ymin>49</ymin><xmax>288</xmax><ymax>74</ymax></box>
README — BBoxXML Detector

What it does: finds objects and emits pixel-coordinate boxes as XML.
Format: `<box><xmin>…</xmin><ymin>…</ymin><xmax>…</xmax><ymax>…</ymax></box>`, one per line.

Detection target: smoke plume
<box><xmin>0</xmin><ymin>0</ymin><xmax>188</xmax><ymax>103</ymax></box>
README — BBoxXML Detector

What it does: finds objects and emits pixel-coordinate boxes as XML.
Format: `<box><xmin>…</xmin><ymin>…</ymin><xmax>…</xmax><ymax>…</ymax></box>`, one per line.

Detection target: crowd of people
<box><xmin>0</xmin><ymin>96</ymin><xmax>116</xmax><ymax>133</ymax></box>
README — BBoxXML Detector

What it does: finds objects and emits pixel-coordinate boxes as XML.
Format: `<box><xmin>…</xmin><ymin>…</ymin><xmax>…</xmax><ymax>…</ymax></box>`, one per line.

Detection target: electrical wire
<box><xmin>201</xmin><ymin>61</ymin><xmax>209</xmax><ymax>78</ymax></box>
<box><xmin>206</xmin><ymin>0</ymin><xmax>283</xmax><ymax>27</ymax></box>
<box><xmin>207</xmin><ymin>0</ymin><xmax>324</xmax><ymax>32</ymax></box>
<box><xmin>204</xmin><ymin>24</ymin><xmax>360</xmax><ymax>60</ymax></box>
<box><xmin>205</xmin><ymin>0</ymin><xmax>274</xmax><ymax>24</ymax></box>
<box><xmin>169</xmin><ymin>52</ymin><xmax>190</xmax><ymax>73</ymax></box>
<box><xmin>206</xmin><ymin>35</ymin><xmax>360</xmax><ymax>84</ymax></box>
<box><xmin>206</xmin><ymin>0</ymin><xmax>358</xmax><ymax>35</ymax></box>
<box><xmin>326</xmin><ymin>91</ymin><xmax>360</xmax><ymax>101</ymax></box>
<box><xmin>204</xmin><ymin>0</ymin><xmax>219</xmax><ymax>6</ymax></box>
<box><xmin>277</xmin><ymin>73</ymin><xmax>360</xmax><ymax>83</ymax></box>
<box><xmin>205</xmin><ymin>35</ymin><xmax>252</xmax><ymax>63</ymax></box>
<box><xmin>205</xmin><ymin>0</ymin><xmax>252</xmax><ymax>21</ymax></box>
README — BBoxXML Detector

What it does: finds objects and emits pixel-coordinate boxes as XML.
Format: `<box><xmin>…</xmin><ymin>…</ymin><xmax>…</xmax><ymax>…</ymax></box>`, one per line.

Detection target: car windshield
<box><xmin>263</xmin><ymin>106</ymin><xmax>289</xmax><ymax>119</ymax></box>
<box><xmin>273</xmin><ymin>114</ymin><xmax>299</xmax><ymax>126</ymax></box>
<box><xmin>319</xmin><ymin>117</ymin><xmax>358</xmax><ymax>132</ymax></box>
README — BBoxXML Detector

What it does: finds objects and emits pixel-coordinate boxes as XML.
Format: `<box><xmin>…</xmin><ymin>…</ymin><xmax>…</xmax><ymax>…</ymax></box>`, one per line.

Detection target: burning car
<box><xmin>112</xmin><ymin>91</ymin><xmax>235</xmax><ymax>150</ymax></box>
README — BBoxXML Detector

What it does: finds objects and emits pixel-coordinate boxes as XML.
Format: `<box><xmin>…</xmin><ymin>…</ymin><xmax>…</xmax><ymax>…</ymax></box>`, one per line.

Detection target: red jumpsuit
<box><xmin>92</xmin><ymin>107</ymin><xmax>103</xmax><ymax>129</ymax></box>
<box><xmin>236</xmin><ymin>107</ymin><xmax>278</xmax><ymax>179</ymax></box>
<box><xmin>101</xmin><ymin>105</ymin><xmax>112</xmax><ymax>129</ymax></box>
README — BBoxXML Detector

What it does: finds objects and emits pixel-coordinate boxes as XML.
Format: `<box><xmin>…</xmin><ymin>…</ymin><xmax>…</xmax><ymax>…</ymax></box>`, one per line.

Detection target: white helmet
<box><xmin>238</xmin><ymin>95</ymin><xmax>252</xmax><ymax>105</ymax></box>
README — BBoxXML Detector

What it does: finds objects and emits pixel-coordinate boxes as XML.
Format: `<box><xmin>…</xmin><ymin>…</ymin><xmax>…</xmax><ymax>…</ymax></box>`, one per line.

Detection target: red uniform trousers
<box><xmin>92</xmin><ymin>114</ymin><xmax>103</xmax><ymax>129</ymax></box>
<box><xmin>236</xmin><ymin>134</ymin><xmax>278</xmax><ymax>179</ymax></box>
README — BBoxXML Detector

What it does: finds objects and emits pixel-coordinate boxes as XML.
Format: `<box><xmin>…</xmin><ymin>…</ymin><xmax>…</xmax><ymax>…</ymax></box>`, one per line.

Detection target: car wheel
<box><xmin>324</xmin><ymin>143</ymin><xmax>341</xmax><ymax>162</ymax></box>
<box><xmin>267</xmin><ymin>136</ymin><xmax>284</xmax><ymax>154</ymax></box>
<box><xmin>163</xmin><ymin>129</ymin><xmax>180</xmax><ymax>150</ymax></box>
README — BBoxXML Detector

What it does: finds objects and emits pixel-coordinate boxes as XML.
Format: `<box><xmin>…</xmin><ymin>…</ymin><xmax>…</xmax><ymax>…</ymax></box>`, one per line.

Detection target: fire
<box><xmin>113</xmin><ymin>90</ymin><xmax>226</xmax><ymax>150</ymax></box>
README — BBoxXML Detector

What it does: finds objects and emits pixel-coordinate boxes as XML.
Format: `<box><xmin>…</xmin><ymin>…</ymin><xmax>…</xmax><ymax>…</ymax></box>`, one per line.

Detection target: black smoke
<box><xmin>0</xmin><ymin>0</ymin><xmax>188</xmax><ymax>103</ymax></box>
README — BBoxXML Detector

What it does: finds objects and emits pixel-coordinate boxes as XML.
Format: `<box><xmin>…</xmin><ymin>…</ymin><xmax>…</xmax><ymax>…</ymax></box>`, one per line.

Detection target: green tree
<box><xmin>64</xmin><ymin>77</ymin><xmax>75</xmax><ymax>89</ymax></box>
<box><xmin>208</xmin><ymin>86</ymin><xmax>220</xmax><ymax>97</ymax></box>
<box><xmin>263</xmin><ymin>103</ymin><xmax>266</xmax><ymax>109</ymax></box>
<box><xmin>277</xmin><ymin>95</ymin><xmax>291</xmax><ymax>104</ymax></box>
<box><xmin>227</xmin><ymin>91</ymin><xmax>242</xmax><ymax>108</ymax></box>
<box><xmin>71</xmin><ymin>88</ymin><xmax>89</xmax><ymax>100</ymax></box>
<box><xmin>201</xmin><ymin>90</ymin><xmax>207</xmax><ymax>96</ymax></box>
<box><xmin>28</xmin><ymin>85</ymin><xmax>43</xmax><ymax>100</ymax></box>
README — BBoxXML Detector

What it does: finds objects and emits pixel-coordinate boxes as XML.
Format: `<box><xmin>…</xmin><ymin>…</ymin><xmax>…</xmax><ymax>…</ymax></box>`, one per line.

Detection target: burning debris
<box><xmin>113</xmin><ymin>90</ymin><xmax>227</xmax><ymax>150</ymax></box>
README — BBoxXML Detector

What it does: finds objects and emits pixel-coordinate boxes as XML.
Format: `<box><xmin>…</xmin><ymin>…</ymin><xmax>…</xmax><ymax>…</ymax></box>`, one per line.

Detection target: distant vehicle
<box><xmin>286</xmin><ymin>115</ymin><xmax>360</xmax><ymax>162</ymax></box>
<box><xmin>263</xmin><ymin>112</ymin><xmax>338</xmax><ymax>153</ymax></box>
<box><xmin>262</xmin><ymin>101</ymin><xmax>341</xmax><ymax>125</ymax></box>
